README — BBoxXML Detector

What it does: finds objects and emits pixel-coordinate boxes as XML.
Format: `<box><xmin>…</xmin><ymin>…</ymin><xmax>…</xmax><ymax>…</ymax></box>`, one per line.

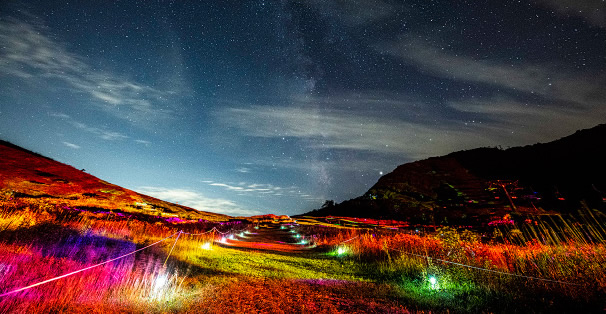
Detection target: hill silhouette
<box><xmin>0</xmin><ymin>140</ymin><xmax>229</xmax><ymax>221</ymax></box>
<box><xmin>305</xmin><ymin>124</ymin><xmax>606</xmax><ymax>226</ymax></box>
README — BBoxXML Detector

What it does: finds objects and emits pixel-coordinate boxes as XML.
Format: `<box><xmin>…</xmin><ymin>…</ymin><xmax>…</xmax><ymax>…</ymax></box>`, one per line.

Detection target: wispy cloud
<box><xmin>136</xmin><ymin>186</ymin><xmax>261</xmax><ymax>216</ymax></box>
<box><xmin>135</xmin><ymin>139</ymin><xmax>151</xmax><ymax>145</ymax></box>
<box><xmin>71</xmin><ymin>122</ymin><xmax>129</xmax><ymax>141</ymax></box>
<box><xmin>376</xmin><ymin>37</ymin><xmax>606</xmax><ymax>143</ymax></box>
<box><xmin>0</xmin><ymin>17</ymin><xmax>173</xmax><ymax>124</ymax></box>
<box><xmin>217</xmin><ymin>104</ymin><xmax>492</xmax><ymax>160</ymax></box>
<box><xmin>49</xmin><ymin>112</ymin><xmax>152</xmax><ymax>144</ymax></box>
<box><xmin>534</xmin><ymin>0</ymin><xmax>606</xmax><ymax>28</ymax></box>
<box><xmin>378</xmin><ymin>38</ymin><xmax>606</xmax><ymax>108</ymax></box>
<box><xmin>448</xmin><ymin>97</ymin><xmax>606</xmax><ymax>143</ymax></box>
<box><xmin>204</xmin><ymin>180</ymin><xmax>321</xmax><ymax>201</ymax></box>
<box><xmin>62</xmin><ymin>141</ymin><xmax>80</xmax><ymax>149</ymax></box>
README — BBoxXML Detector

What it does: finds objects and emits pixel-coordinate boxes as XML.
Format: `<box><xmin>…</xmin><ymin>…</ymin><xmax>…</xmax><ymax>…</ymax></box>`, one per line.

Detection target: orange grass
<box><xmin>1</xmin><ymin>197</ymin><xmax>605</xmax><ymax>312</ymax></box>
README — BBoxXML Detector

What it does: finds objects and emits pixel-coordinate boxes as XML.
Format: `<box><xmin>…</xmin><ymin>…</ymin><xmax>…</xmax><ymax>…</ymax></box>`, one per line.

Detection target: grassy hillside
<box><xmin>306</xmin><ymin>124</ymin><xmax>606</xmax><ymax>226</ymax></box>
<box><xmin>0</xmin><ymin>140</ymin><xmax>229</xmax><ymax>222</ymax></box>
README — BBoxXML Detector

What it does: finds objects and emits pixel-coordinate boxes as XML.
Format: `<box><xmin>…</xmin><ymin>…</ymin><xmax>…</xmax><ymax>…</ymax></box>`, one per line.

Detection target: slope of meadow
<box><xmin>0</xmin><ymin>140</ymin><xmax>227</xmax><ymax>221</ymax></box>
<box><xmin>1</xmin><ymin>140</ymin><xmax>605</xmax><ymax>312</ymax></box>
<box><xmin>1</xmin><ymin>194</ymin><xmax>605</xmax><ymax>313</ymax></box>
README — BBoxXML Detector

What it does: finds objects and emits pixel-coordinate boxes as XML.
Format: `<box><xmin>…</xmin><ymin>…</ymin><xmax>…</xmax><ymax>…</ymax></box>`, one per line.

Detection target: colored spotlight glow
<box><xmin>336</xmin><ymin>246</ymin><xmax>347</xmax><ymax>255</ymax></box>
<box><xmin>294</xmin><ymin>234</ymin><xmax>301</xmax><ymax>238</ymax></box>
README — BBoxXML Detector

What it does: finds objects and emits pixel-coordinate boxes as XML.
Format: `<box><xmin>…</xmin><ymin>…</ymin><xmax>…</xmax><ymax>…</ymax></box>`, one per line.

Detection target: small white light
<box><xmin>201</xmin><ymin>242</ymin><xmax>212</xmax><ymax>250</ymax></box>
<box><xmin>153</xmin><ymin>274</ymin><xmax>168</xmax><ymax>293</ymax></box>
<box><xmin>429</xmin><ymin>276</ymin><xmax>437</xmax><ymax>288</ymax></box>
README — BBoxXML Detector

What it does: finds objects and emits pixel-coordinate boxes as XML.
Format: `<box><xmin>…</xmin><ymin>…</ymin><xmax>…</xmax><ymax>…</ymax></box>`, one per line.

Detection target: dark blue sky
<box><xmin>1</xmin><ymin>1</ymin><xmax>604</xmax><ymax>216</ymax></box>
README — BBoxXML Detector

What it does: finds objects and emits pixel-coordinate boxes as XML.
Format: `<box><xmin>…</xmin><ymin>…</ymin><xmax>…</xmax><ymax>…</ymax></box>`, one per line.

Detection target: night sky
<box><xmin>1</xmin><ymin>1</ymin><xmax>604</xmax><ymax>216</ymax></box>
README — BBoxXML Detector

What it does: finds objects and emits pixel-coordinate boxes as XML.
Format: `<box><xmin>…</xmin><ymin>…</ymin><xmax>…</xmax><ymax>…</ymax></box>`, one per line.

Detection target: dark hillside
<box><xmin>305</xmin><ymin>124</ymin><xmax>606</xmax><ymax>225</ymax></box>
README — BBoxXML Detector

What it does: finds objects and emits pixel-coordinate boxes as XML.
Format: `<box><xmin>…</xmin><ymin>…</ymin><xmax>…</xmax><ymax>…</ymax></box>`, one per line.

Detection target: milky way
<box><xmin>0</xmin><ymin>1</ymin><xmax>604</xmax><ymax>216</ymax></box>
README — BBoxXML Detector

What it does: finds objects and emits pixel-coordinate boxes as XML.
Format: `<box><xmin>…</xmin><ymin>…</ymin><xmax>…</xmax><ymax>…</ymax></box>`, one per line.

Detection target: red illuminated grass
<box><xmin>1</xmin><ymin>196</ymin><xmax>605</xmax><ymax>312</ymax></box>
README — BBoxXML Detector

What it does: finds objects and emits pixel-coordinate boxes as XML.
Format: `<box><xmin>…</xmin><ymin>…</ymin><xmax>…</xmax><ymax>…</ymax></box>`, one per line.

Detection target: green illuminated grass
<box><xmin>189</xmin><ymin>246</ymin><xmax>366</xmax><ymax>281</ymax></box>
<box><xmin>1</xmin><ymin>199</ymin><xmax>605</xmax><ymax>313</ymax></box>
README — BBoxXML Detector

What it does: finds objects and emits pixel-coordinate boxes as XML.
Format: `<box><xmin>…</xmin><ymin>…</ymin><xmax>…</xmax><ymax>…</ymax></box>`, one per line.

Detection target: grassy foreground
<box><xmin>1</xmin><ymin>197</ymin><xmax>605</xmax><ymax>313</ymax></box>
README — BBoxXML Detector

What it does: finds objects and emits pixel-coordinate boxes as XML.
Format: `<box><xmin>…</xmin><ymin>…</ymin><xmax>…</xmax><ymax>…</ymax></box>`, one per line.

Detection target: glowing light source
<box><xmin>336</xmin><ymin>246</ymin><xmax>347</xmax><ymax>255</ymax></box>
<box><xmin>239</xmin><ymin>232</ymin><xmax>245</xmax><ymax>237</ymax></box>
<box><xmin>294</xmin><ymin>234</ymin><xmax>301</xmax><ymax>238</ymax></box>
<box><xmin>153</xmin><ymin>274</ymin><xmax>168</xmax><ymax>293</ymax></box>
<box><xmin>228</xmin><ymin>234</ymin><xmax>235</xmax><ymax>240</ymax></box>
<box><xmin>280</xmin><ymin>225</ymin><xmax>286</xmax><ymax>229</ymax></box>
<box><xmin>428</xmin><ymin>275</ymin><xmax>439</xmax><ymax>290</ymax></box>
<box><xmin>201</xmin><ymin>242</ymin><xmax>212</xmax><ymax>250</ymax></box>
<box><xmin>299</xmin><ymin>239</ymin><xmax>308</xmax><ymax>245</ymax></box>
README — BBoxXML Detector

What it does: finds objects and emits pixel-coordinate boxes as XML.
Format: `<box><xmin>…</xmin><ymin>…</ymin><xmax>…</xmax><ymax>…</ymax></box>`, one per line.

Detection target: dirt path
<box><xmin>219</xmin><ymin>224</ymin><xmax>313</xmax><ymax>253</ymax></box>
<box><xmin>188</xmin><ymin>225</ymin><xmax>411</xmax><ymax>313</ymax></box>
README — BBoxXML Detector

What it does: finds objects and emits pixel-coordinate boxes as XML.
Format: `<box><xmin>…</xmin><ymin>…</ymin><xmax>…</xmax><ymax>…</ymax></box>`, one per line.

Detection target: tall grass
<box><xmin>0</xmin><ymin>197</ymin><xmax>243</xmax><ymax>312</ymax></box>
<box><xmin>1</xmin><ymin>195</ymin><xmax>605</xmax><ymax>312</ymax></box>
<box><xmin>296</xmin><ymin>213</ymin><xmax>606</xmax><ymax>312</ymax></box>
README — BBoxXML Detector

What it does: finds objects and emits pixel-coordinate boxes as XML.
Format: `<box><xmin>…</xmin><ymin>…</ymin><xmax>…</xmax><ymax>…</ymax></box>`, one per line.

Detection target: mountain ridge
<box><xmin>304</xmin><ymin>124</ymin><xmax>606</xmax><ymax>225</ymax></box>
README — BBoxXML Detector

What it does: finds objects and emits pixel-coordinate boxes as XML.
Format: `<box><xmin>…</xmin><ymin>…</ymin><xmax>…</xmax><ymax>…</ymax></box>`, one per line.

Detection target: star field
<box><xmin>1</xmin><ymin>0</ymin><xmax>604</xmax><ymax>216</ymax></box>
